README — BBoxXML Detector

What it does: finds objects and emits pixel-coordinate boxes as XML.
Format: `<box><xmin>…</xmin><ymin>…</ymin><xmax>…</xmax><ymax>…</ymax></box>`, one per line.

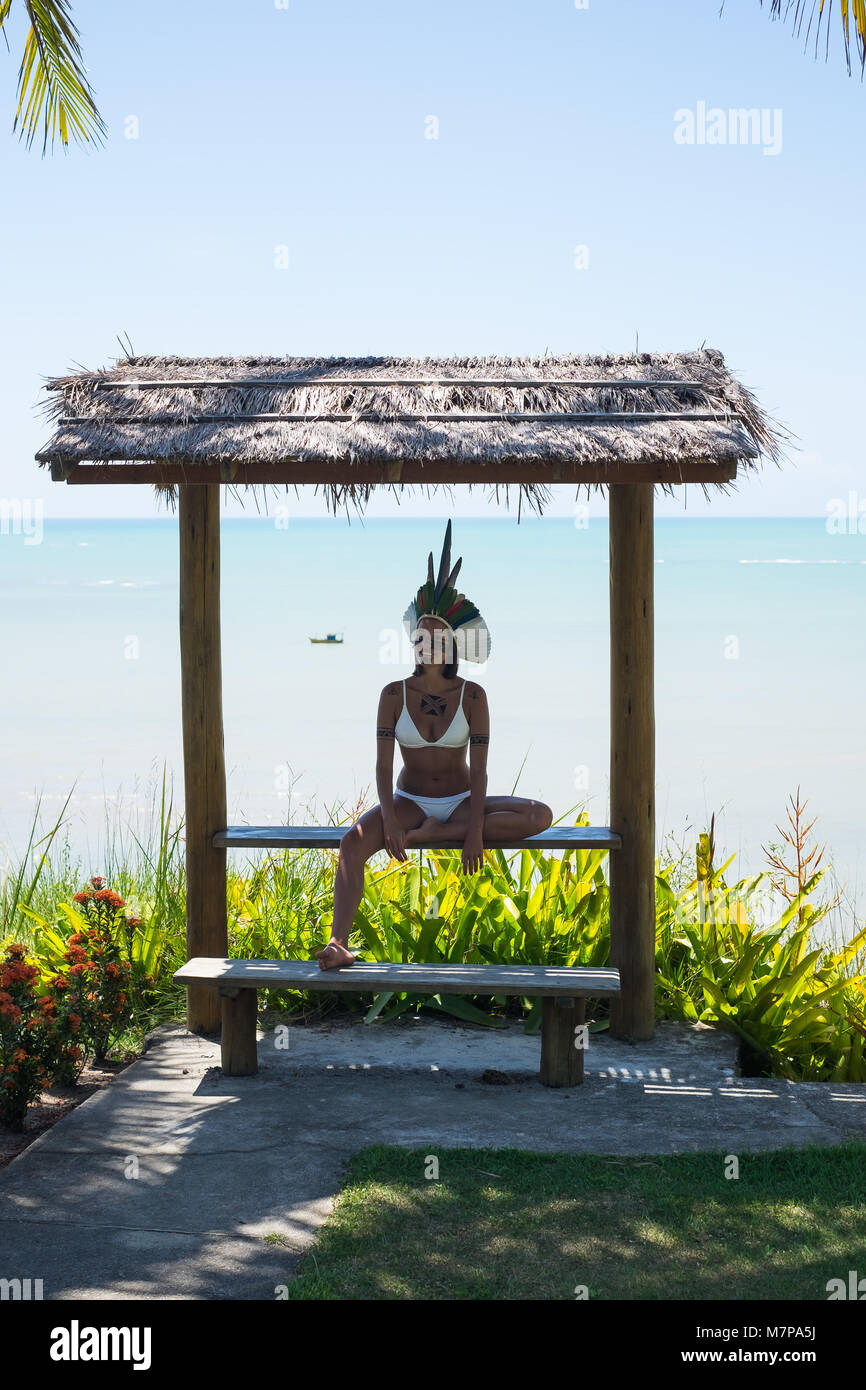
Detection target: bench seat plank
<box><xmin>175</xmin><ymin>957</ymin><xmax>621</xmax><ymax>997</ymax></box>
<box><xmin>213</xmin><ymin>826</ymin><xmax>622</xmax><ymax>850</ymax></box>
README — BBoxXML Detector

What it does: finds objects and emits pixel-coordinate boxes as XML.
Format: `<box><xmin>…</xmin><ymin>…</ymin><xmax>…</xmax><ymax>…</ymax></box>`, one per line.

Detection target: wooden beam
<box><xmin>59</xmin><ymin>411</ymin><xmax>737</xmax><ymax>424</ymax></box>
<box><xmin>608</xmin><ymin>482</ymin><xmax>656</xmax><ymax>1042</ymax></box>
<box><xmin>179</xmin><ymin>484</ymin><xmax>227</xmax><ymax>1034</ymax></box>
<box><xmin>91</xmin><ymin>377</ymin><xmax>721</xmax><ymax>391</ymax></box>
<box><xmin>51</xmin><ymin>460</ymin><xmax>740</xmax><ymax>486</ymax></box>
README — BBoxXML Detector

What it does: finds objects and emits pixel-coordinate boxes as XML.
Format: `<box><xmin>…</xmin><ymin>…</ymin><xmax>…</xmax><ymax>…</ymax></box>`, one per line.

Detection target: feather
<box><xmin>437</xmin><ymin>585</ymin><xmax>459</xmax><ymax>613</ymax></box>
<box><xmin>456</xmin><ymin>614</ymin><xmax>490</xmax><ymax>661</ymax></box>
<box><xmin>444</xmin><ymin>556</ymin><xmax>462</xmax><ymax>591</ymax></box>
<box><xmin>426</xmin><ymin>551</ymin><xmax>434</xmax><ymax>586</ymax></box>
<box><xmin>449</xmin><ymin>600</ymin><xmax>479</xmax><ymax>627</ymax></box>
<box><xmin>434</xmin><ymin>519</ymin><xmax>452</xmax><ymax>600</ymax></box>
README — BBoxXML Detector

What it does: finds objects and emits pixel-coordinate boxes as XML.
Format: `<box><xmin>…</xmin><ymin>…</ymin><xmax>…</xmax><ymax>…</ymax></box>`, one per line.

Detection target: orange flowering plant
<box><xmin>0</xmin><ymin>942</ymin><xmax>67</xmax><ymax>1130</ymax></box>
<box><xmin>54</xmin><ymin>877</ymin><xmax>137</xmax><ymax>1061</ymax></box>
<box><xmin>21</xmin><ymin>875</ymin><xmax>158</xmax><ymax>1063</ymax></box>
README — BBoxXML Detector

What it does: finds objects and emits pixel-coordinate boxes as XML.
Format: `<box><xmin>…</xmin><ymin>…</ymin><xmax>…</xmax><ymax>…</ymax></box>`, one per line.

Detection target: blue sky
<box><xmin>1</xmin><ymin>0</ymin><xmax>863</xmax><ymax>518</ymax></box>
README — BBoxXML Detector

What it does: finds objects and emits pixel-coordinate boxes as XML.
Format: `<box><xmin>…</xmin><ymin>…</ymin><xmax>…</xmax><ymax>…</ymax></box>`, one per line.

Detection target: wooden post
<box><xmin>220</xmin><ymin>987</ymin><xmax>258</xmax><ymax>1075</ymax></box>
<box><xmin>179</xmin><ymin>483</ymin><xmax>227</xmax><ymax>1033</ymax></box>
<box><xmin>539</xmin><ymin>997</ymin><xmax>585</xmax><ymax>1086</ymax></box>
<box><xmin>608</xmin><ymin>483</ymin><xmax>656</xmax><ymax>1040</ymax></box>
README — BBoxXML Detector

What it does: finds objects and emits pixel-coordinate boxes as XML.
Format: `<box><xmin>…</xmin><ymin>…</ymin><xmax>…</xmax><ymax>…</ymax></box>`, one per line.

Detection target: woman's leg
<box><xmin>407</xmin><ymin>794</ymin><xmax>553</xmax><ymax>845</ymax></box>
<box><xmin>481</xmin><ymin>795</ymin><xmax>554</xmax><ymax>841</ymax></box>
<box><xmin>317</xmin><ymin>797</ymin><xmax>425</xmax><ymax>970</ymax></box>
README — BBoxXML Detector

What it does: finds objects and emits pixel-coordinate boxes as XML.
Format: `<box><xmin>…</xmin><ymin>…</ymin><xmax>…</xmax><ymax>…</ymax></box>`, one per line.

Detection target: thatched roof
<box><xmin>36</xmin><ymin>350</ymin><xmax>787</xmax><ymax>515</ymax></box>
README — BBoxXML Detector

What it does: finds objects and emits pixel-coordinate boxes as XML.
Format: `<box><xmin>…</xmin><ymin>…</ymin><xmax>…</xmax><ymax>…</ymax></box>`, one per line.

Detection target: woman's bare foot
<box><xmin>403</xmin><ymin>817</ymin><xmax>439</xmax><ymax>848</ymax></box>
<box><xmin>316</xmin><ymin>940</ymin><xmax>356</xmax><ymax>971</ymax></box>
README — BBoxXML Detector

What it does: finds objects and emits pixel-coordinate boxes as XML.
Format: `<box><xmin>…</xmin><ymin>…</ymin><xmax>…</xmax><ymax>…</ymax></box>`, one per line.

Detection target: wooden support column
<box><xmin>179</xmin><ymin>483</ymin><xmax>227</xmax><ymax>1033</ymax></box>
<box><xmin>608</xmin><ymin>483</ymin><xmax>656</xmax><ymax>1040</ymax></box>
<box><xmin>220</xmin><ymin>987</ymin><xmax>258</xmax><ymax>1075</ymax></box>
<box><xmin>539</xmin><ymin>997</ymin><xmax>586</xmax><ymax>1086</ymax></box>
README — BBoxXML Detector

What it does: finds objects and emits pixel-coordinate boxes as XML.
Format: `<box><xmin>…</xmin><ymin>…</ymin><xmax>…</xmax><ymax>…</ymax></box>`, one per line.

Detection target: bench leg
<box><xmin>539</xmin><ymin>997</ymin><xmax>586</xmax><ymax>1087</ymax></box>
<box><xmin>220</xmin><ymin>987</ymin><xmax>258</xmax><ymax>1076</ymax></box>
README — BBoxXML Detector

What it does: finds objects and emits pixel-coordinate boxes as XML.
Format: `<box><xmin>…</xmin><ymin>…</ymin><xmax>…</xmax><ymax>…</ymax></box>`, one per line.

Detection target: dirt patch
<box><xmin>0</xmin><ymin>1055</ymin><xmax>138</xmax><ymax>1172</ymax></box>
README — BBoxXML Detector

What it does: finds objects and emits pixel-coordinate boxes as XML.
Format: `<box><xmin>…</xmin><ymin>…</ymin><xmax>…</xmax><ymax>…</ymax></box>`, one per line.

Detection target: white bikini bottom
<box><xmin>393</xmin><ymin>787</ymin><xmax>472</xmax><ymax>823</ymax></box>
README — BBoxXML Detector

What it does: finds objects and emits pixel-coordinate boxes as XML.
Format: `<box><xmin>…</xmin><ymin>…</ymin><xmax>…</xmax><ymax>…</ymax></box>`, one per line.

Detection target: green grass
<box><xmin>284</xmin><ymin>1141</ymin><xmax>866</xmax><ymax>1300</ymax></box>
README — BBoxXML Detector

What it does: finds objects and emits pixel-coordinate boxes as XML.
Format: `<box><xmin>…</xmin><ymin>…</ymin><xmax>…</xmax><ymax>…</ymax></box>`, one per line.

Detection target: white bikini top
<box><xmin>395</xmin><ymin>678</ymin><xmax>469</xmax><ymax>749</ymax></box>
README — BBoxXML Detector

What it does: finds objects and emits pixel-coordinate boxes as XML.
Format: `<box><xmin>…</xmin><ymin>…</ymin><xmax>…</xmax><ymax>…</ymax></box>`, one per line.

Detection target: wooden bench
<box><xmin>174</xmin><ymin>958</ymin><xmax>621</xmax><ymax>1087</ymax></box>
<box><xmin>213</xmin><ymin>825</ymin><xmax>622</xmax><ymax>851</ymax></box>
<box><xmin>180</xmin><ymin>824</ymin><xmax>622</xmax><ymax>1084</ymax></box>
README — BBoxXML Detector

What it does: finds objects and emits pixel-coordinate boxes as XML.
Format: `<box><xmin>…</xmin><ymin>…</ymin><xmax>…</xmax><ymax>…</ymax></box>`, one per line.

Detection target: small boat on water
<box><xmin>309</xmin><ymin>632</ymin><xmax>344</xmax><ymax>644</ymax></box>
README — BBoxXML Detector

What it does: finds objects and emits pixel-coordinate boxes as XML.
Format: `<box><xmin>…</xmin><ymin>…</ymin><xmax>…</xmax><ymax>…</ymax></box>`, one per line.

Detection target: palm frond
<box><xmin>762</xmin><ymin>0</ymin><xmax>866</xmax><ymax>74</ymax></box>
<box><xmin>11</xmin><ymin>0</ymin><xmax>106</xmax><ymax>153</ymax></box>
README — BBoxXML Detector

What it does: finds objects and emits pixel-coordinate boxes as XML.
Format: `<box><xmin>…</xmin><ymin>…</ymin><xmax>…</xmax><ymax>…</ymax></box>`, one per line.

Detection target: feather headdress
<box><xmin>402</xmin><ymin>519</ymin><xmax>491</xmax><ymax>664</ymax></box>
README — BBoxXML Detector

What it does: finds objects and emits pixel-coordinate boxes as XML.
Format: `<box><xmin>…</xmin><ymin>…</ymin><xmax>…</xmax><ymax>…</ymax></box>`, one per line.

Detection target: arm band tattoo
<box><xmin>470</xmin><ymin>734</ymin><xmax>489</xmax><ymax>745</ymax></box>
<box><xmin>377</xmin><ymin>727</ymin><xmax>395</xmax><ymax>739</ymax></box>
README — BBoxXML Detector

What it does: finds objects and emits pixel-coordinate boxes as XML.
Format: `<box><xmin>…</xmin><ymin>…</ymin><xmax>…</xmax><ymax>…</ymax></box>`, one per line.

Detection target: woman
<box><xmin>316</xmin><ymin>521</ymin><xmax>553</xmax><ymax>970</ymax></box>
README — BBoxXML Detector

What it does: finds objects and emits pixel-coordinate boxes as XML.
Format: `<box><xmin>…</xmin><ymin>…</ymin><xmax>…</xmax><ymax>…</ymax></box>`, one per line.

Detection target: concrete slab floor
<box><xmin>0</xmin><ymin>1016</ymin><xmax>863</xmax><ymax>1300</ymax></box>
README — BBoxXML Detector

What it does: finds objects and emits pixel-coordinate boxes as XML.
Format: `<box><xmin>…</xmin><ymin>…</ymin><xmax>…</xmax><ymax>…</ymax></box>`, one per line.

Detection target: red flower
<box><xmin>73</xmin><ymin>891</ymin><xmax>92</xmax><ymax>904</ymax></box>
<box><xmin>0</xmin><ymin>961</ymin><xmax>37</xmax><ymax>985</ymax></box>
<box><xmin>0</xmin><ymin>961</ymin><xmax>31</xmax><ymax>984</ymax></box>
<box><xmin>90</xmin><ymin>876</ymin><xmax>106</xmax><ymax>889</ymax></box>
<box><xmin>95</xmin><ymin>889</ymin><xmax>125</xmax><ymax>908</ymax></box>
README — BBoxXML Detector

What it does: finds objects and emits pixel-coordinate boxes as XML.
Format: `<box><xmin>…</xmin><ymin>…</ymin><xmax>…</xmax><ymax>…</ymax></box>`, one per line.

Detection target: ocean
<box><xmin>2</xmin><ymin>514</ymin><xmax>863</xmax><ymax>933</ymax></box>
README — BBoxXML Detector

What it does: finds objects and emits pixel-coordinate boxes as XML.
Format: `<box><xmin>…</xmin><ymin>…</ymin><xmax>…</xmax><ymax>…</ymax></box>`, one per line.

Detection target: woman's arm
<box><xmin>464</xmin><ymin>682</ymin><xmax>489</xmax><ymax>868</ymax></box>
<box><xmin>375</xmin><ymin>682</ymin><xmax>407</xmax><ymax>860</ymax></box>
